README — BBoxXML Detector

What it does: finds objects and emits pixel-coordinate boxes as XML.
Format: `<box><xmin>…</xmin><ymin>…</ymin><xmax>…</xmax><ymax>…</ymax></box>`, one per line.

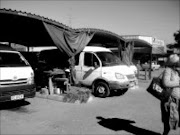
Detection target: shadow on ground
<box><xmin>0</xmin><ymin>100</ymin><xmax>30</xmax><ymax>110</ymax></box>
<box><xmin>96</xmin><ymin>116</ymin><xmax>161</xmax><ymax>135</ymax></box>
<box><xmin>109</xmin><ymin>89</ymin><xmax>129</xmax><ymax>97</ymax></box>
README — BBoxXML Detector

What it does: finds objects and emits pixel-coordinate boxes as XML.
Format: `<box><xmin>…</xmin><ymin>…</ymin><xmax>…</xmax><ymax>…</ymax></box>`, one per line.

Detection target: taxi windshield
<box><xmin>0</xmin><ymin>51</ymin><xmax>29</xmax><ymax>67</ymax></box>
<box><xmin>95</xmin><ymin>51</ymin><xmax>122</xmax><ymax>66</ymax></box>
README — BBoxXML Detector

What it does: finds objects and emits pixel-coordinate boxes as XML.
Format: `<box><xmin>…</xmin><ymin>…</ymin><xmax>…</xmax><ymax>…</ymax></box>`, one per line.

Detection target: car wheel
<box><xmin>93</xmin><ymin>81</ymin><xmax>110</xmax><ymax>98</ymax></box>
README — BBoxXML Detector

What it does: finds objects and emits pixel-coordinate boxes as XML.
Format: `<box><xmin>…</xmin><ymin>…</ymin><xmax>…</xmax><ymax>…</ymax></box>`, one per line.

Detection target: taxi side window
<box><xmin>84</xmin><ymin>52</ymin><xmax>99</xmax><ymax>67</ymax></box>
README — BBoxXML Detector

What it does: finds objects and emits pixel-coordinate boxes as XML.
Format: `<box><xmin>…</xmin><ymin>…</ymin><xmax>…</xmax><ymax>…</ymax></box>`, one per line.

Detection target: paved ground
<box><xmin>0</xmin><ymin>68</ymin><xmax>179</xmax><ymax>135</ymax></box>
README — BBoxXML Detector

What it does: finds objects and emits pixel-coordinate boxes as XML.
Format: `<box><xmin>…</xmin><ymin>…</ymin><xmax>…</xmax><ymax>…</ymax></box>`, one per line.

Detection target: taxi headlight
<box><xmin>134</xmin><ymin>70</ymin><xmax>137</xmax><ymax>74</ymax></box>
<box><xmin>27</xmin><ymin>72</ymin><xmax>34</xmax><ymax>84</ymax></box>
<box><xmin>115</xmin><ymin>73</ymin><xmax>125</xmax><ymax>79</ymax></box>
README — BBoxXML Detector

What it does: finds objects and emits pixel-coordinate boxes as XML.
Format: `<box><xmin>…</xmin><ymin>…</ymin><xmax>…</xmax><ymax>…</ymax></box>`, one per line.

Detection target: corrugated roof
<box><xmin>1</xmin><ymin>8</ymin><xmax>160</xmax><ymax>52</ymax></box>
<box><xmin>0</xmin><ymin>8</ymin><xmax>126</xmax><ymax>41</ymax></box>
<box><xmin>0</xmin><ymin>8</ymin><xmax>73</xmax><ymax>31</ymax></box>
<box><xmin>0</xmin><ymin>8</ymin><xmax>128</xmax><ymax>48</ymax></box>
<box><xmin>75</xmin><ymin>28</ymin><xmax>125</xmax><ymax>41</ymax></box>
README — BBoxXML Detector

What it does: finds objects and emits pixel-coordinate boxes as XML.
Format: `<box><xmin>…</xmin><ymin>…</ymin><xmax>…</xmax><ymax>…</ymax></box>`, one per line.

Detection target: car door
<box><xmin>80</xmin><ymin>52</ymin><xmax>101</xmax><ymax>86</ymax></box>
<box><xmin>74</xmin><ymin>52</ymin><xmax>82</xmax><ymax>82</ymax></box>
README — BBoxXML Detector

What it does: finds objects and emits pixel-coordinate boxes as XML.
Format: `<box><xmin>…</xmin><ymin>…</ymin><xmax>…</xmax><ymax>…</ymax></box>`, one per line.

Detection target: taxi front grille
<box><xmin>126</xmin><ymin>74</ymin><xmax>135</xmax><ymax>80</ymax></box>
<box><xmin>0</xmin><ymin>78</ymin><xmax>27</xmax><ymax>86</ymax></box>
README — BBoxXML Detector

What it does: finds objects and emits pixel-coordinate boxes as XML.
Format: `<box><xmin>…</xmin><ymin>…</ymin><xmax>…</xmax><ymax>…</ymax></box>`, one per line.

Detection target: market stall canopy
<box><xmin>78</xmin><ymin>28</ymin><xmax>132</xmax><ymax>65</ymax></box>
<box><xmin>123</xmin><ymin>37</ymin><xmax>167</xmax><ymax>55</ymax></box>
<box><xmin>75</xmin><ymin>28</ymin><xmax>126</xmax><ymax>47</ymax></box>
<box><xmin>43</xmin><ymin>22</ymin><xmax>94</xmax><ymax>57</ymax></box>
<box><xmin>126</xmin><ymin>38</ymin><xmax>152</xmax><ymax>54</ymax></box>
<box><xmin>0</xmin><ymin>8</ymin><xmax>94</xmax><ymax>57</ymax></box>
<box><xmin>0</xmin><ymin>9</ymin><xmax>129</xmax><ymax>58</ymax></box>
<box><xmin>0</xmin><ymin>8</ymin><xmax>135</xmax><ymax>65</ymax></box>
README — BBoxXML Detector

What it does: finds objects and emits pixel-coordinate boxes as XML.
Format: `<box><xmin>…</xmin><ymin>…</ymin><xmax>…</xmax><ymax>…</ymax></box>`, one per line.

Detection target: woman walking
<box><xmin>161</xmin><ymin>54</ymin><xmax>180</xmax><ymax>135</ymax></box>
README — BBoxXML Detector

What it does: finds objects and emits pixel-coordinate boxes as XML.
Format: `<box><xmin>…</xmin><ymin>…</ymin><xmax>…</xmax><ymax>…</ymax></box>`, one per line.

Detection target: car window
<box><xmin>84</xmin><ymin>52</ymin><xmax>100</xmax><ymax>67</ymax></box>
<box><xmin>96</xmin><ymin>51</ymin><xmax>121</xmax><ymax>66</ymax></box>
<box><xmin>84</xmin><ymin>53</ymin><xmax>92</xmax><ymax>67</ymax></box>
<box><xmin>0</xmin><ymin>51</ymin><xmax>29</xmax><ymax>67</ymax></box>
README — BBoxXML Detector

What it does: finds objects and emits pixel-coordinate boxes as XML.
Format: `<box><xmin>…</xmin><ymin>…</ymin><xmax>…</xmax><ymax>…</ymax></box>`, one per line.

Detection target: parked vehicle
<box><xmin>74</xmin><ymin>46</ymin><xmax>138</xmax><ymax>97</ymax></box>
<box><xmin>0</xmin><ymin>44</ymin><xmax>36</xmax><ymax>102</ymax></box>
<box><xmin>141</xmin><ymin>62</ymin><xmax>160</xmax><ymax>71</ymax></box>
<box><xmin>129</xmin><ymin>64</ymin><xmax>138</xmax><ymax>75</ymax></box>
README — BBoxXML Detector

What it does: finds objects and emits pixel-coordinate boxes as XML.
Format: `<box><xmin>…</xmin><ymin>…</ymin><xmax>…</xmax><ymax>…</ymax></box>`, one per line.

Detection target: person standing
<box><xmin>68</xmin><ymin>56</ymin><xmax>78</xmax><ymax>85</ymax></box>
<box><xmin>161</xmin><ymin>54</ymin><xmax>180</xmax><ymax>135</ymax></box>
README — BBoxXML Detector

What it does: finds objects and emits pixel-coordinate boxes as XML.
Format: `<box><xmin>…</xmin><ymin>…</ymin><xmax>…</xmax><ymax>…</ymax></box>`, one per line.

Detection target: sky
<box><xmin>1</xmin><ymin>0</ymin><xmax>180</xmax><ymax>45</ymax></box>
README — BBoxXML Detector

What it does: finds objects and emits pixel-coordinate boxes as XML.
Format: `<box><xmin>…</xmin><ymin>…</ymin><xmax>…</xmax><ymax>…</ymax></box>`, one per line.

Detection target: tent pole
<box><xmin>118</xmin><ymin>40</ymin><xmax>121</xmax><ymax>59</ymax></box>
<box><xmin>8</xmin><ymin>42</ymin><xmax>11</xmax><ymax>46</ymax></box>
<box><xmin>149</xmin><ymin>49</ymin><xmax>152</xmax><ymax>79</ymax></box>
<box><xmin>27</xmin><ymin>46</ymin><xmax>30</xmax><ymax>52</ymax></box>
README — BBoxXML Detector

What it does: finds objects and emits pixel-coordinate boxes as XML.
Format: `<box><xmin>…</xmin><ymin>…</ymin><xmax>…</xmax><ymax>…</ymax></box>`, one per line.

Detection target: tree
<box><xmin>166</xmin><ymin>43</ymin><xmax>174</xmax><ymax>49</ymax></box>
<box><xmin>173</xmin><ymin>30</ymin><xmax>180</xmax><ymax>48</ymax></box>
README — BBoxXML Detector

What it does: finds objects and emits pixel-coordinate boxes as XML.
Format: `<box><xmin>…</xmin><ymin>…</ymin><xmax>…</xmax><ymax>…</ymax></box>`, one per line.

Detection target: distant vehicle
<box><xmin>0</xmin><ymin>44</ymin><xmax>36</xmax><ymax>102</ymax></box>
<box><xmin>141</xmin><ymin>62</ymin><xmax>160</xmax><ymax>71</ymax></box>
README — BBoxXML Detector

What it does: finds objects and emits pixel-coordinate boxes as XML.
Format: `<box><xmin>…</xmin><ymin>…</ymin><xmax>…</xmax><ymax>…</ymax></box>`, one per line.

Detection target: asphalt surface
<box><xmin>0</xmin><ymin>69</ymin><xmax>179</xmax><ymax>135</ymax></box>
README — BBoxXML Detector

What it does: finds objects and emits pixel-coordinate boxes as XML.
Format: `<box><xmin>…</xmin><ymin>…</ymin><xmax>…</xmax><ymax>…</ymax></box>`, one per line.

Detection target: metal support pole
<box><xmin>27</xmin><ymin>46</ymin><xmax>30</xmax><ymax>52</ymax></box>
<box><xmin>118</xmin><ymin>39</ymin><xmax>123</xmax><ymax>60</ymax></box>
<box><xmin>149</xmin><ymin>49</ymin><xmax>152</xmax><ymax>79</ymax></box>
<box><xmin>137</xmin><ymin>67</ymin><xmax>139</xmax><ymax>79</ymax></box>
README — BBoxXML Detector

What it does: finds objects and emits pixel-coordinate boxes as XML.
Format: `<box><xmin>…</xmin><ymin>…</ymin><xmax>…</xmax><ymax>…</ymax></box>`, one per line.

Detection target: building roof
<box><xmin>0</xmin><ymin>8</ymin><xmax>126</xmax><ymax>48</ymax></box>
<box><xmin>0</xmin><ymin>8</ymin><xmax>73</xmax><ymax>31</ymax></box>
<box><xmin>0</xmin><ymin>8</ymin><xmax>166</xmax><ymax>55</ymax></box>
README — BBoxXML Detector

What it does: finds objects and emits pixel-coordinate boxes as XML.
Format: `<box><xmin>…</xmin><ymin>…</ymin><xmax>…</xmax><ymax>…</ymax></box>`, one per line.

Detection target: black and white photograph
<box><xmin>0</xmin><ymin>0</ymin><xmax>180</xmax><ymax>135</ymax></box>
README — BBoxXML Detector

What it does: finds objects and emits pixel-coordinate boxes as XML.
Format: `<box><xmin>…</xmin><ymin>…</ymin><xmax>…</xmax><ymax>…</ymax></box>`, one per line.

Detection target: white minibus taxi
<box><xmin>0</xmin><ymin>44</ymin><xmax>36</xmax><ymax>102</ymax></box>
<box><xmin>74</xmin><ymin>46</ymin><xmax>138</xmax><ymax>97</ymax></box>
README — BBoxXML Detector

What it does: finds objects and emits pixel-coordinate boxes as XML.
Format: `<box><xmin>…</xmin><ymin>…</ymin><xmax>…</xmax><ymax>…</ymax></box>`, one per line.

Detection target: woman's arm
<box><xmin>162</xmin><ymin>67</ymin><xmax>179</xmax><ymax>88</ymax></box>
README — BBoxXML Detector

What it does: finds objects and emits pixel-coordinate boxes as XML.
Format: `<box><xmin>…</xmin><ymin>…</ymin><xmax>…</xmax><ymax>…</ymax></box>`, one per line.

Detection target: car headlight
<box><xmin>134</xmin><ymin>70</ymin><xmax>137</xmax><ymax>74</ymax></box>
<box><xmin>115</xmin><ymin>73</ymin><xmax>125</xmax><ymax>79</ymax></box>
<box><xmin>27</xmin><ymin>72</ymin><xmax>34</xmax><ymax>84</ymax></box>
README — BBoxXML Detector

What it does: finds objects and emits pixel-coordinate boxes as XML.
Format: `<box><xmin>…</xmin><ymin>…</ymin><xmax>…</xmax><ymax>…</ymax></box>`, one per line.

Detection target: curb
<box><xmin>35</xmin><ymin>92</ymin><xmax>64</xmax><ymax>102</ymax></box>
<box><xmin>35</xmin><ymin>91</ymin><xmax>93</xmax><ymax>104</ymax></box>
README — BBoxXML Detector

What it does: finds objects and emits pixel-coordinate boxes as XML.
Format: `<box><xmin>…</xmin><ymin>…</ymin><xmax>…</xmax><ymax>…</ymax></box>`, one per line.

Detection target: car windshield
<box><xmin>95</xmin><ymin>51</ymin><xmax>122</xmax><ymax>66</ymax></box>
<box><xmin>0</xmin><ymin>51</ymin><xmax>29</xmax><ymax>67</ymax></box>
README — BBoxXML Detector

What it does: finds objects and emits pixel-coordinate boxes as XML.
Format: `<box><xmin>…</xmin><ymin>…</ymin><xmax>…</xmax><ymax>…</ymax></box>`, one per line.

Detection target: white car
<box><xmin>142</xmin><ymin>62</ymin><xmax>160</xmax><ymax>71</ymax></box>
<box><xmin>152</xmin><ymin>62</ymin><xmax>160</xmax><ymax>70</ymax></box>
<box><xmin>129</xmin><ymin>64</ymin><xmax>138</xmax><ymax>75</ymax></box>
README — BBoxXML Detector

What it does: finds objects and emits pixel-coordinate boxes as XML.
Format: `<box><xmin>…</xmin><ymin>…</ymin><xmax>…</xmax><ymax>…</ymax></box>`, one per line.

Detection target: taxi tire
<box><xmin>94</xmin><ymin>81</ymin><xmax>110</xmax><ymax>98</ymax></box>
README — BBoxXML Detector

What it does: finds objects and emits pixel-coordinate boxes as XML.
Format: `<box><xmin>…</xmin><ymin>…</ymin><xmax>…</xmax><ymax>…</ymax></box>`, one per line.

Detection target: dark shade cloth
<box><xmin>43</xmin><ymin>22</ymin><xmax>94</xmax><ymax>57</ymax></box>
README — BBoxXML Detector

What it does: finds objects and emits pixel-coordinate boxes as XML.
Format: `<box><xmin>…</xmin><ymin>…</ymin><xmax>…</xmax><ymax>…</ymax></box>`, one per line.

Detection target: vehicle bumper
<box><xmin>0</xmin><ymin>84</ymin><xmax>36</xmax><ymax>102</ymax></box>
<box><xmin>109</xmin><ymin>81</ymin><xmax>130</xmax><ymax>90</ymax></box>
<box><xmin>129</xmin><ymin>79</ymin><xmax>138</xmax><ymax>87</ymax></box>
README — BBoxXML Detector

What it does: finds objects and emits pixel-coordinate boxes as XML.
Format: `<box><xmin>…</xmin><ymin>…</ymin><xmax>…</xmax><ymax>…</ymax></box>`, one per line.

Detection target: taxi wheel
<box><xmin>94</xmin><ymin>81</ymin><xmax>110</xmax><ymax>98</ymax></box>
